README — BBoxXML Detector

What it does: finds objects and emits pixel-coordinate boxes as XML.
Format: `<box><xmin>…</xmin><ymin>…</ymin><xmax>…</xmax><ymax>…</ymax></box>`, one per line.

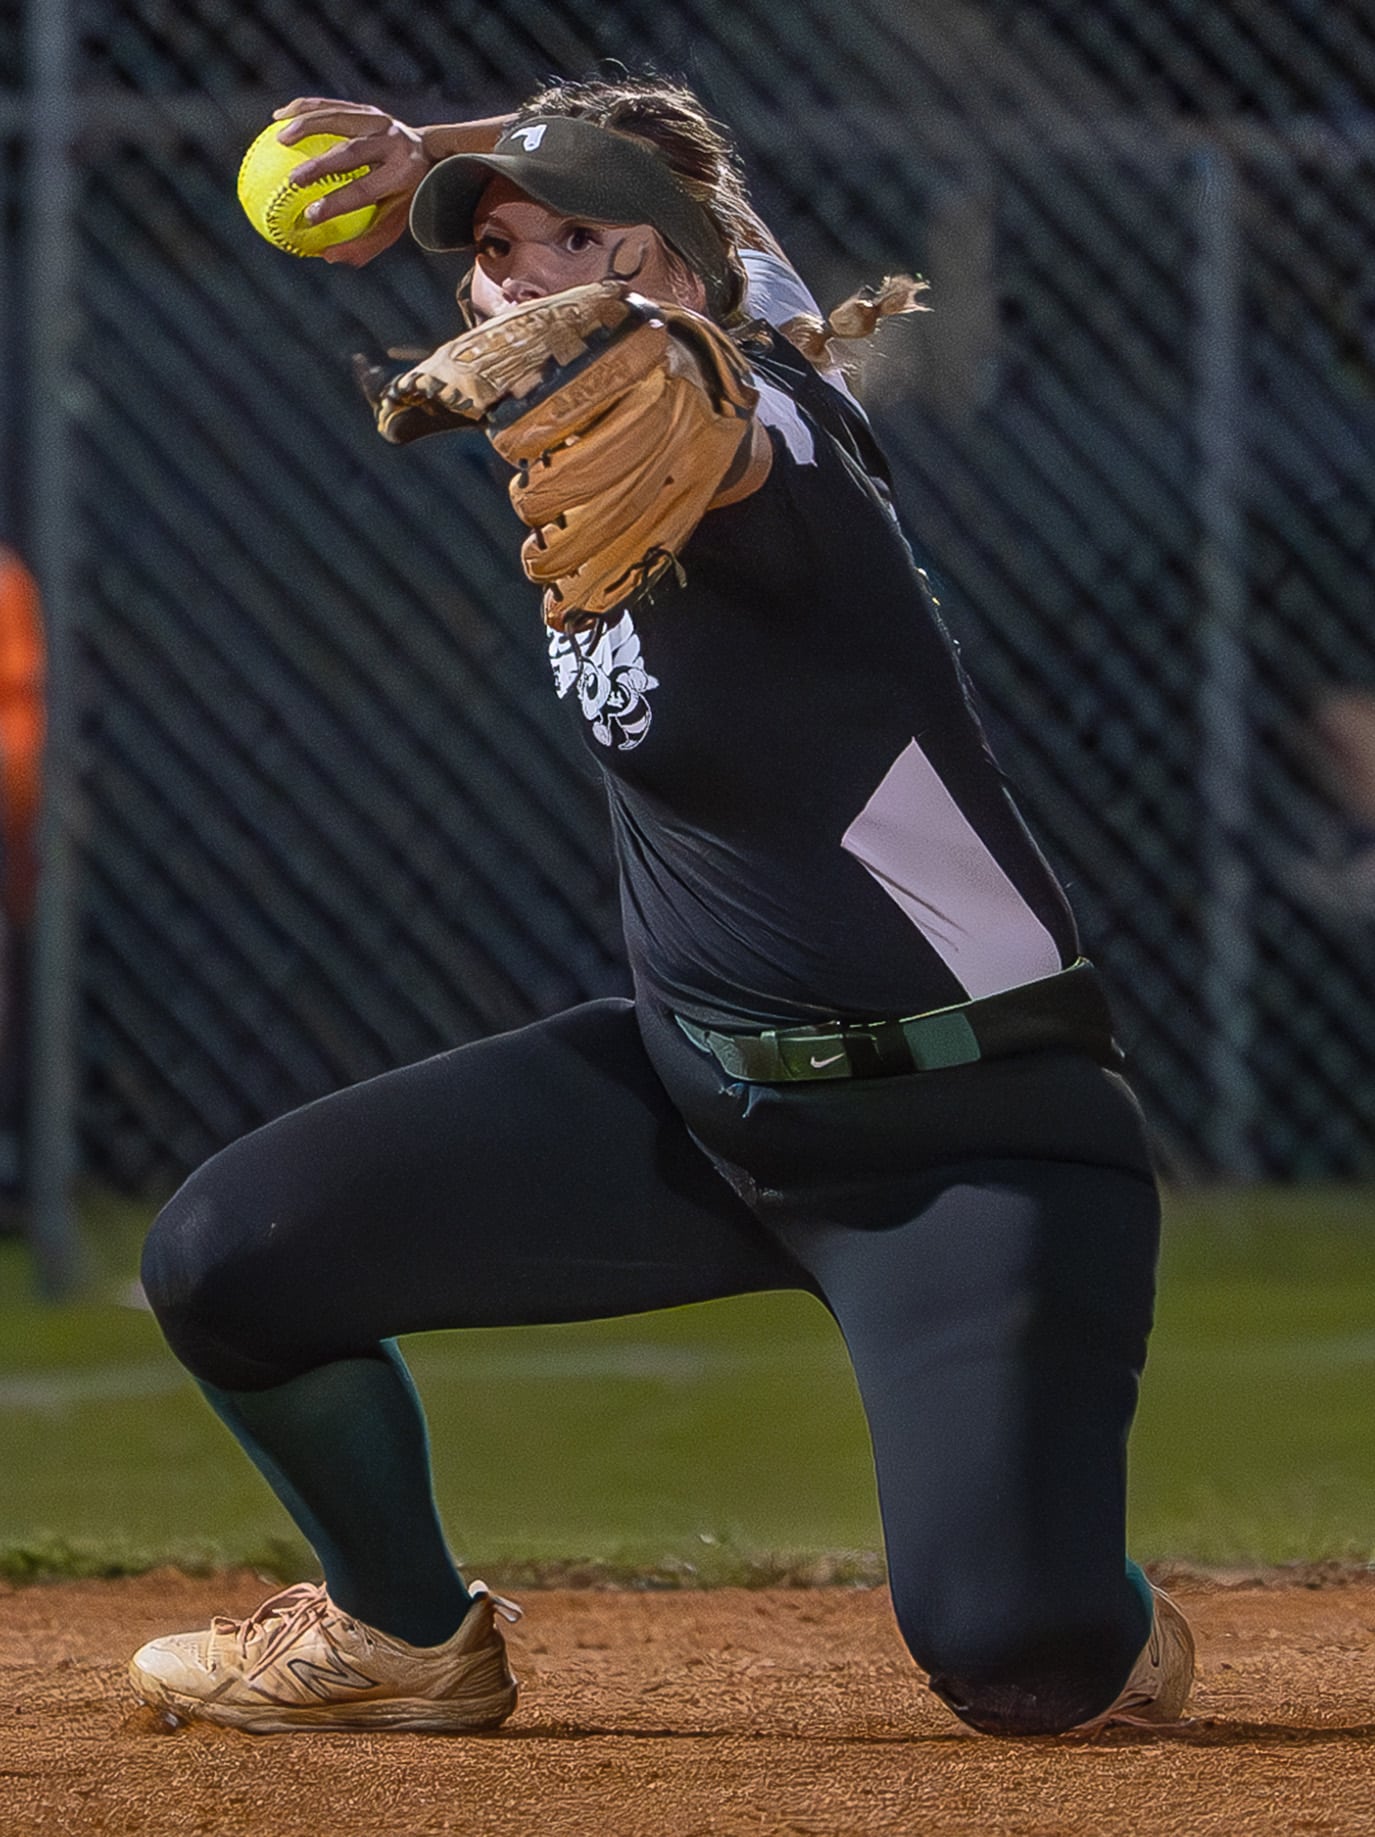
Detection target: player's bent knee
<box><xmin>140</xmin><ymin>1154</ymin><xmax>301</xmax><ymax>1389</ymax></box>
<box><xmin>895</xmin><ymin>1604</ymin><xmax>1131</xmax><ymax>1736</ymax></box>
<box><xmin>925</xmin><ymin>1666</ymin><xmax>1116</xmax><ymax>1736</ymax></box>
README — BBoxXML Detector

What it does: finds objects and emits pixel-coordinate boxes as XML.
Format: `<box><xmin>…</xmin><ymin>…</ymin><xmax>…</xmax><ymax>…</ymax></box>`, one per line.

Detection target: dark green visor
<box><xmin>409</xmin><ymin>114</ymin><xmax>732</xmax><ymax>315</ymax></box>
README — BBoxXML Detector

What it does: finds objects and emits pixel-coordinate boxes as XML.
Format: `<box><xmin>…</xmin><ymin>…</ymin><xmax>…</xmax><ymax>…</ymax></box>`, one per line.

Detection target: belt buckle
<box><xmin>775</xmin><ymin>1023</ymin><xmax>850</xmax><ymax>1081</ymax></box>
<box><xmin>898</xmin><ymin>1008</ymin><xmax>982</xmax><ymax>1071</ymax></box>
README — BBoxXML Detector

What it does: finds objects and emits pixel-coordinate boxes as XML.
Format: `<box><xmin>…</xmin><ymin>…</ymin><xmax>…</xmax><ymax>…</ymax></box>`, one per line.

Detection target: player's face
<box><xmin>469</xmin><ymin>178</ymin><xmax>707</xmax><ymax>318</ymax></box>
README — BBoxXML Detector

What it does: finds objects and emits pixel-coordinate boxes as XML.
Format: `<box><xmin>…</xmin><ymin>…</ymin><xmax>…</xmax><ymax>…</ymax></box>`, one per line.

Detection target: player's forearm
<box><xmin>418</xmin><ymin>116</ymin><xmax>517</xmax><ymax>162</ymax></box>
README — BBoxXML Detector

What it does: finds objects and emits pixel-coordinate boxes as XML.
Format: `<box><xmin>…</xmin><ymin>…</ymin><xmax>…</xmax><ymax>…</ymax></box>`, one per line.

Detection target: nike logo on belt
<box><xmin>809</xmin><ymin>1052</ymin><xmax>846</xmax><ymax>1069</ymax></box>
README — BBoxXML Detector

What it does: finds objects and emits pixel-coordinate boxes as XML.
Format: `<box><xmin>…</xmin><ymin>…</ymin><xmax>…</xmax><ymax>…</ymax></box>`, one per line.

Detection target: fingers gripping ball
<box><xmin>236</xmin><ymin>126</ymin><xmax>378</xmax><ymax>258</ymax></box>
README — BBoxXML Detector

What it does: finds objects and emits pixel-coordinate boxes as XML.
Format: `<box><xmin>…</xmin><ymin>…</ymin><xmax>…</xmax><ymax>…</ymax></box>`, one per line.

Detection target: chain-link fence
<box><xmin>3</xmin><ymin>1</ymin><xmax>1374</xmax><ymax>1248</ymax></box>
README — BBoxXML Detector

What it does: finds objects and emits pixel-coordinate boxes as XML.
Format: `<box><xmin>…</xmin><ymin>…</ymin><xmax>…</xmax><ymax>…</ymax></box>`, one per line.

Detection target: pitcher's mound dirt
<box><xmin>5</xmin><ymin>1568</ymin><xmax>1375</xmax><ymax>1835</ymax></box>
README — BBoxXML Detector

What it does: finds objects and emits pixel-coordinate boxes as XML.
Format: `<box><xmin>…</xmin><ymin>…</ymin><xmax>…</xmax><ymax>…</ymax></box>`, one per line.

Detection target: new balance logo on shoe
<box><xmin>286</xmin><ymin>1646</ymin><xmax>380</xmax><ymax>1700</ymax></box>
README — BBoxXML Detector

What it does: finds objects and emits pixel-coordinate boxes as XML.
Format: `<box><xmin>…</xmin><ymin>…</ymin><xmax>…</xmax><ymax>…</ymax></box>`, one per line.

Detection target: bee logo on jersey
<box><xmin>548</xmin><ymin>611</ymin><xmax>659</xmax><ymax>750</ymax></box>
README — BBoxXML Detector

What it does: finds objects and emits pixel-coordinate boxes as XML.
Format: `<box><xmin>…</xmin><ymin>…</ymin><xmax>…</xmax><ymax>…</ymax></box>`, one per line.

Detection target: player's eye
<box><xmin>475</xmin><ymin>234</ymin><xmax>510</xmax><ymax>259</ymax></box>
<box><xmin>565</xmin><ymin>225</ymin><xmax>598</xmax><ymax>253</ymax></box>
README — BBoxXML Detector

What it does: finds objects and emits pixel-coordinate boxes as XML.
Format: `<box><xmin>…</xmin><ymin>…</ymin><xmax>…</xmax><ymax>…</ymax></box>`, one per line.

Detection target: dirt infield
<box><xmin>6</xmin><ymin>1570</ymin><xmax>1375</xmax><ymax>1835</ymax></box>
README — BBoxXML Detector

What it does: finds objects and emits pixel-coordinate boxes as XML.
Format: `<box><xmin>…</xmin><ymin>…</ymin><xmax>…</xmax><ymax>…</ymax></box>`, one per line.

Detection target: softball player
<box><xmin>130</xmin><ymin>75</ymin><xmax>1194</xmax><ymax>1738</ymax></box>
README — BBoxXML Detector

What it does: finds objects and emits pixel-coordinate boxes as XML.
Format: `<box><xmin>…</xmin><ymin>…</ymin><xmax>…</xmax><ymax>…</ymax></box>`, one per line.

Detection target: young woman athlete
<box><xmin>129</xmin><ymin>75</ymin><xmax>1194</xmax><ymax>1738</ymax></box>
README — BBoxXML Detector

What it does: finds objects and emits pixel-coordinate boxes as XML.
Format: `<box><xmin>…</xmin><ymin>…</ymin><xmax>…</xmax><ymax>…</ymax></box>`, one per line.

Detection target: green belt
<box><xmin>674</xmin><ymin>960</ymin><xmax>1121</xmax><ymax>1084</ymax></box>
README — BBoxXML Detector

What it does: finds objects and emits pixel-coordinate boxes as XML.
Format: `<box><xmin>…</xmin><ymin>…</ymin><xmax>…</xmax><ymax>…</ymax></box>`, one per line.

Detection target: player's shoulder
<box><xmin>739</xmin><ymin>248</ymin><xmax>825</xmax><ymax>330</ymax></box>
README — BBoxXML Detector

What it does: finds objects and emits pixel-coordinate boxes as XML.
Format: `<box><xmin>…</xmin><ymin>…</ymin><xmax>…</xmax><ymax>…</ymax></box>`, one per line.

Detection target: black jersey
<box><xmin>545</xmin><ymin>334</ymin><xmax>1080</xmax><ymax>1031</ymax></box>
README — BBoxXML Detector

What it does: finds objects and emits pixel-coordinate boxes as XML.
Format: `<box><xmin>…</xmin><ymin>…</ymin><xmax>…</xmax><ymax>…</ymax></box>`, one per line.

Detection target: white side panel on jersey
<box><xmin>753</xmin><ymin>377</ymin><xmax>816</xmax><ymax>464</ymax></box>
<box><xmin>840</xmin><ymin>738</ymin><xmax>1062</xmax><ymax>1000</ymax></box>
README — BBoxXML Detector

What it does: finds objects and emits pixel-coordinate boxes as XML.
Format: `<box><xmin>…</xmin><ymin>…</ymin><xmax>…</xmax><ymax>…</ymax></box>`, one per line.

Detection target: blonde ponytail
<box><xmin>780</xmin><ymin>274</ymin><xmax>931</xmax><ymax>370</ymax></box>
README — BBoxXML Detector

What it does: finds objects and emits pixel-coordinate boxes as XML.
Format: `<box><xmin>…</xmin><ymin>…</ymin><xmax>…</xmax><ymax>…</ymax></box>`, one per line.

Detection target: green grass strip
<box><xmin>0</xmin><ymin>1184</ymin><xmax>1372</xmax><ymax>1581</ymax></box>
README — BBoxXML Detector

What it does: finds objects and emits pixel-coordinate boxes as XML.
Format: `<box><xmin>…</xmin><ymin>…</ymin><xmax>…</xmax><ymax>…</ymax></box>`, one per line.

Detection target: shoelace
<box><xmin>214</xmin><ymin>1579</ymin><xmax>522</xmax><ymax>1669</ymax></box>
<box><xmin>208</xmin><ymin>1582</ymin><xmax>372</xmax><ymax>1672</ymax></box>
<box><xmin>469</xmin><ymin>1580</ymin><xmax>523</xmax><ymax>1626</ymax></box>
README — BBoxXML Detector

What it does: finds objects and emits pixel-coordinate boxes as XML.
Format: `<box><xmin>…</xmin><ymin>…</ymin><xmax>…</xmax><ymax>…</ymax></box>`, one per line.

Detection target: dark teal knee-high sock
<box><xmin>198</xmin><ymin>1340</ymin><xmax>473</xmax><ymax>1646</ymax></box>
<box><xmin>1125</xmin><ymin>1557</ymin><xmax>1154</xmax><ymax>1624</ymax></box>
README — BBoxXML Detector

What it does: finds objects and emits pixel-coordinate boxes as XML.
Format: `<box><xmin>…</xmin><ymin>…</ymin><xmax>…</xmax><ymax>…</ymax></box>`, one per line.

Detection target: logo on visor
<box><xmin>507</xmin><ymin>124</ymin><xmax>548</xmax><ymax>151</ymax></box>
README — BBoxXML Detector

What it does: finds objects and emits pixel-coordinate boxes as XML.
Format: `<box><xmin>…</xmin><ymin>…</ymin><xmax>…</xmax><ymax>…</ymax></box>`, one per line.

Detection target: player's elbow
<box><xmin>708</xmin><ymin>418</ymin><xmax>773</xmax><ymax>511</ymax></box>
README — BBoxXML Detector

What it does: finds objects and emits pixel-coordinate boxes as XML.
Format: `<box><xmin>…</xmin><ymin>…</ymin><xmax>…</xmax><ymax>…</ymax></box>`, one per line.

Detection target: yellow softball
<box><xmin>237</xmin><ymin>126</ymin><xmax>379</xmax><ymax>257</ymax></box>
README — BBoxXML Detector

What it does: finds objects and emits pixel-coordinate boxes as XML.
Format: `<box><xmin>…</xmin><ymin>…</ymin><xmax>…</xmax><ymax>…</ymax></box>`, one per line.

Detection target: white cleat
<box><xmin>129</xmin><ymin>1579</ymin><xmax>520</xmax><ymax>1734</ymax></box>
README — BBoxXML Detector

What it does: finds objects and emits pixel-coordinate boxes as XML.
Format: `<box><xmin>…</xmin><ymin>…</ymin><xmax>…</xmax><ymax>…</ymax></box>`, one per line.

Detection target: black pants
<box><xmin>143</xmin><ymin>996</ymin><xmax>1161</xmax><ymax>1732</ymax></box>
